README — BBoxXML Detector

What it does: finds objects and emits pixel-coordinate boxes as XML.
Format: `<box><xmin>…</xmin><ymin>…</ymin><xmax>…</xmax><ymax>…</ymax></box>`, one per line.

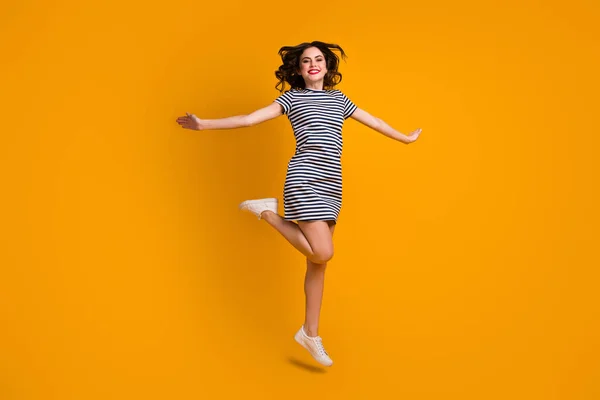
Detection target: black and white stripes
<box><xmin>275</xmin><ymin>88</ymin><xmax>357</xmax><ymax>223</ymax></box>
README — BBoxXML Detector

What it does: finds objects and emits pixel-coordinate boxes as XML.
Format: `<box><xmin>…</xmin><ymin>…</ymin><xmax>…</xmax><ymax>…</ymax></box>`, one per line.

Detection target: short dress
<box><xmin>274</xmin><ymin>88</ymin><xmax>357</xmax><ymax>224</ymax></box>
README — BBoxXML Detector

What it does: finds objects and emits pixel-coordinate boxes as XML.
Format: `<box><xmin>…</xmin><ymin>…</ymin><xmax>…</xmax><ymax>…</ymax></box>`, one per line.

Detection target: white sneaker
<box><xmin>294</xmin><ymin>325</ymin><xmax>333</xmax><ymax>367</ymax></box>
<box><xmin>238</xmin><ymin>198</ymin><xmax>278</xmax><ymax>220</ymax></box>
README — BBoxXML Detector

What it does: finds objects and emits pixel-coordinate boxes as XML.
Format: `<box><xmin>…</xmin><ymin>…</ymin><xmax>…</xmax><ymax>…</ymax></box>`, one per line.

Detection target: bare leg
<box><xmin>260</xmin><ymin>211</ymin><xmax>334</xmax><ymax>264</ymax></box>
<box><xmin>257</xmin><ymin>210</ymin><xmax>335</xmax><ymax>336</ymax></box>
<box><xmin>303</xmin><ymin>222</ymin><xmax>335</xmax><ymax>337</ymax></box>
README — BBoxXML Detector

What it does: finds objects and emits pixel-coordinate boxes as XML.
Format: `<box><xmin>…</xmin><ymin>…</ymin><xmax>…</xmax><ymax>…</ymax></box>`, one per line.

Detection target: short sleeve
<box><xmin>274</xmin><ymin>90</ymin><xmax>294</xmax><ymax>115</ymax></box>
<box><xmin>342</xmin><ymin>92</ymin><xmax>357</xmax><ymax>119</ymax></box>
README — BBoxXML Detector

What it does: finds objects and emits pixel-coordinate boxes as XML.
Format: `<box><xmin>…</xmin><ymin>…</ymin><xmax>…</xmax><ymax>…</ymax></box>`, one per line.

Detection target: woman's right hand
<box><xmin>176</xmin><ymin>113</ymin><xmax>203</xmax><ymax>130</ymax></box>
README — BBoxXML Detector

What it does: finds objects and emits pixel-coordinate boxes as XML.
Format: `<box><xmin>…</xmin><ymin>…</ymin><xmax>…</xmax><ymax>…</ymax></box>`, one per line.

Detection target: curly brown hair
<box><xmin>275</xmin><ymin>41</ymin><xmax>348</xmax><ymax>93</ymax></box>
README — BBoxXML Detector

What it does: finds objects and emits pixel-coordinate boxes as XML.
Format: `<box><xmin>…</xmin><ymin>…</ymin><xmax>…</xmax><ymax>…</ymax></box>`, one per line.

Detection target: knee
<box><xmin>311</xmin><ymin>248</ymin><xmax>334</xmax><ymax>264</ymax></box>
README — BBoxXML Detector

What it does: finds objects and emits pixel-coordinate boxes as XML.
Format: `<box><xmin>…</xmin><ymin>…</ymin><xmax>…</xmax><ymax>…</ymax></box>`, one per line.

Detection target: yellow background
<box><xmin>1</xmin><ymin>0</ymin><xmax>599</xmax><ymax>399</ymax></box>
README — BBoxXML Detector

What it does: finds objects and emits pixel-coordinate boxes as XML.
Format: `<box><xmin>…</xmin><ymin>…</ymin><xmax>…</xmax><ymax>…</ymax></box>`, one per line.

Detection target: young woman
<box><xmin>176</xmin><ymin>41</ymin><xmax>422</xmax><ymax>367</ymax></box>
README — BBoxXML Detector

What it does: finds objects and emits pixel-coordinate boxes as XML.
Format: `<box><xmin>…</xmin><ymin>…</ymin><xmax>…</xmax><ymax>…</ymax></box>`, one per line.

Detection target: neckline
<box><xmin>303</xmin><ymin>88</ymin><xmax>327</xmax><ymax>92</ymax></box>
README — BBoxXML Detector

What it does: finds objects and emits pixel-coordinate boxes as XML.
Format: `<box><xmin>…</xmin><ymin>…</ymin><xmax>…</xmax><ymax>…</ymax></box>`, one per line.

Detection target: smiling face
<box><xmin>298</xmin><ymin>46</ymin><xmax>328</xmax><ymax>88</ymax></box>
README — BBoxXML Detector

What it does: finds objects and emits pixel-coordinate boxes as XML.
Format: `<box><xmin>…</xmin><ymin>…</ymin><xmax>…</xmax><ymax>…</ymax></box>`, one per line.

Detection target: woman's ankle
<box><xmin>260</xmin><ymin>210</ymin><xmax>277</xmax><ymax>220</ymax></box>
<box><xmin>303</xmin><ymin>325</ymin><xmax>318</xmax><ymax>337</ymax></box>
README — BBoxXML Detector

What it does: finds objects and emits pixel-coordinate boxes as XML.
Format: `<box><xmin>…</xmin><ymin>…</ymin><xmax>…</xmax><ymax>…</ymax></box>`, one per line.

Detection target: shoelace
<box><xmin>313</xmin><ymin>337</ymin><xmax>328</xmax><ymax>356</ymax></box>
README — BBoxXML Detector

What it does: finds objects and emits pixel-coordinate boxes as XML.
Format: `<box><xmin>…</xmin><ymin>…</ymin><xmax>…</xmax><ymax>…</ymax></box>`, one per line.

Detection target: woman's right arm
<box><xmin>176</xmin><ymin>102</ymin><xmax>284</xmax><ymax>130</ymax></box>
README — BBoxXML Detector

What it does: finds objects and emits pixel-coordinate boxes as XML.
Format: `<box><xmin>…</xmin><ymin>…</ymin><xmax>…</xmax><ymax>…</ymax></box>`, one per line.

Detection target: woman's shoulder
<box><xmin>329</xmin><ymin>89</ymin><xmax>349</xmax><ymax>97</ymax></box>
<box><xmin>281</xmin><ymin>88</ymin><xmax>304</xmax><ymax>95</ymax></box>
<box><xmin>277</xmin><ymin>89</ymin><xmax>297</xmax><ymax>98</ymax></box>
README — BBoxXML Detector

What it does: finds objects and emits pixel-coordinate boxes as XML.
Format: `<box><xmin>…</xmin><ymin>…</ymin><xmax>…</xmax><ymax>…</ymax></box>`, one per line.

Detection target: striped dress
<box><xmin>274</xmin><ymin>88</ymin><xmax>357</xmax><ymax>224</ymax></box>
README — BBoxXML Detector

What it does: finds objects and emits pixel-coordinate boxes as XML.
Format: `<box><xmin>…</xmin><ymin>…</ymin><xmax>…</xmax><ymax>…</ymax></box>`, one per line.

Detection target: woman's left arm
<box><xmin>349</xmin><ymin>107</ymin><xmax>422</xmax><ymax>144</ymax></box>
